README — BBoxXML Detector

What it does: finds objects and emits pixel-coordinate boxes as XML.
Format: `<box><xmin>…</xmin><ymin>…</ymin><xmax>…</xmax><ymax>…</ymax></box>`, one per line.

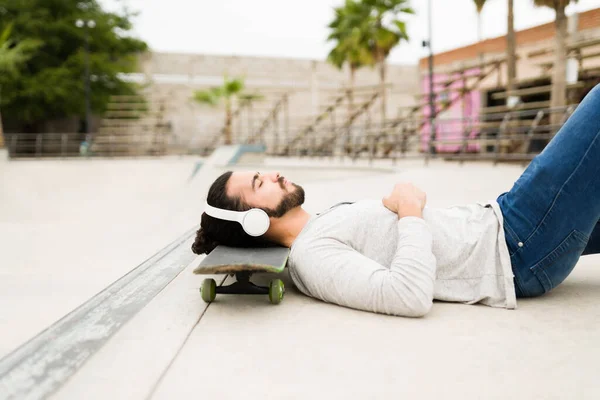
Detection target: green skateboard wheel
<box><xmin>201</xmin><ymin>278</ymin><xmax>216</xmax><ymax>303</ymax></box>
<box><xmin>269</xmin><ymin>279</ymin><xmax>285</xmax><ymax>305</ymax></box>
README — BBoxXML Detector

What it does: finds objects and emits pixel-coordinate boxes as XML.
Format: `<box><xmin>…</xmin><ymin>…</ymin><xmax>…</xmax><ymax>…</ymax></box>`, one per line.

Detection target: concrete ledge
<box><xmin>203</xmin><ymin>145</ymin><xmax>267</xmax><ymax>168</ymax></box>
<box><xmin>228</xmin><ymin>144</ymin><xmax>266</xmax><ymax>165</ymax></box>
<box><xmin>187</xmin><ymin>161</ymin><xmax>204</xmax><ymax>182</ymax></box>
<box><xmin>0</xmin><ymin>227</ymin><xmax>199</xmax><ymax>399</ymax></box>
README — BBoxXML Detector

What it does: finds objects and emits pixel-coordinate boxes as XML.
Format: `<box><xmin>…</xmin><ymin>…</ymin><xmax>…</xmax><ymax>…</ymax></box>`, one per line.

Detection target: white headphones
<box><xmin>204</xmin><ymin>202</ymin><xmax>270</xmax><ymax>237</ymax></box>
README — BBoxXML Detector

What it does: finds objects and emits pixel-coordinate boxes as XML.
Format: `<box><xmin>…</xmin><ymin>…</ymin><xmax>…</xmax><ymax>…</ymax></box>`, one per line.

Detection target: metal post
<box><xmin>36</xmin><ymin>134</ymin><xmax>42</xmax><ymax>157</ymax></box>
<box><xmin>369</xmin><ymin>130</ymin><xmax>374</xmax><ymax>165</ymax></box>
<box><xmin>76</xmin><ymin>18</ymin><xmax>95</xmax><ymax>142</ymax></box>
<box><xmin>84</xmin><ymin>29</ymin><xmax>91</xmax><ymax>141</ymax></box>
<box><xmin>11</xmin><ymin>134</ymin><xmax>17</xmax><ymax>156</ymax></box>
<box><xmin>247</xmin><ymin>103</ymin><xmax>253</xmax><ymax>143</ymax></box>
<box><xmin>273</xmin><ymin>109</ymin><xmax>279</xmax><ymax>155</ymax></box>
<box><xmin>495</xmin><ymin>113</ymin><xmax>511</xmax><ymax>165</ymax></box>
<box><xmin>461</xmin><ymin>68</ymin><xmax>468</xmax><ymax>156</ymax></box>
<box><xmin>427</xmin><ymin>0</ymin><xmax>436</xmax><ymax>160</ymax></box>
<box><xmin>506</xmin><ymin>0</ymin><xmax>517</xmax><ymax>106</ymax></box>
<box><xmin>237</xmin><ymin>104</ymin><xmax>242</xmax><ymax>145</ymax></box>
<box><xmin>393</xmin><ymin>126</ymin><xmax>402</xmax><ymax>165</ymax></box>
<box><xmin>61</xmin><ymin>134</ymin><xmax>67</xmax><ymax>158</ymax></box>
<box><xmin>284</xmin><ymin>94</ymin><xmax>289</xmax><ymax>152</ymax></box>
<box><xmin>331</xmin><ymin>107</ymin><xmax>336</xmax><ymax>158</ymax></box>
<box><xmin>365</xmin><ymin>109</ymin><xmax>371</xmax><ymax>162</ymax></box>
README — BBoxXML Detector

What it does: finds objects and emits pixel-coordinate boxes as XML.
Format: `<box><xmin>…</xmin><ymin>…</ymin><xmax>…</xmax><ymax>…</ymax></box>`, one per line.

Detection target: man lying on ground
<box><xmin>192</xmin><ymin>84</ymin><xmax>600</xmax><ymax>318</ymax></box>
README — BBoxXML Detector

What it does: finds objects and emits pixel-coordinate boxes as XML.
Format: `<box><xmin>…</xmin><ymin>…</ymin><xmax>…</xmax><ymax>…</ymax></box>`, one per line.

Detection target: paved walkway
<box><xmin>3</xmin><ymin>157</ymin><xmax>600</xmax><ymax>399</ymax></box>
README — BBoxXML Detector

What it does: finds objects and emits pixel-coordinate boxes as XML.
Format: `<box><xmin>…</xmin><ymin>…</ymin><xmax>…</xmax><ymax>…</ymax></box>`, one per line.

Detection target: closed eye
<box><xmin>253</xmin><ymin>172</ymin><xmax>263</xmax><ymax>190</ymax></box>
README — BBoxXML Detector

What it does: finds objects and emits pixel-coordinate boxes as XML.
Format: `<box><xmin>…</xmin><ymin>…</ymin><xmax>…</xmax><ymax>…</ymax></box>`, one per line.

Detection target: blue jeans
<box><xmin>497</xmin><ymin>84</ymin><xmax>600</xmax><ymax>298</ymax></box>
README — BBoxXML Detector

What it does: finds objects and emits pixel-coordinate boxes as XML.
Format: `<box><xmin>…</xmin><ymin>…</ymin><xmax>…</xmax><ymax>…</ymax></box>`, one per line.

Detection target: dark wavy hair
<box><xmin>191</xmin><ymin>171</ymin><xmax>273</xmax><ymax>255</ymax></box>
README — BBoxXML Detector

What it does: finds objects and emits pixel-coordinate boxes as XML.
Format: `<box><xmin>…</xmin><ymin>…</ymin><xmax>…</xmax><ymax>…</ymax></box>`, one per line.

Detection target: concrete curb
<box><xmin>0</xmin><ymin>228</ymin><xmax>198</xmax><ymax>400</ymax></box>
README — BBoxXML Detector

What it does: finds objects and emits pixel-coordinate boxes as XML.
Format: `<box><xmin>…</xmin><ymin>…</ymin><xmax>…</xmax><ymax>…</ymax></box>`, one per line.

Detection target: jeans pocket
<box><xmin>529</xmin><ymin>230</ymin><xmax>589</xmax><ymax>294</ymax></box>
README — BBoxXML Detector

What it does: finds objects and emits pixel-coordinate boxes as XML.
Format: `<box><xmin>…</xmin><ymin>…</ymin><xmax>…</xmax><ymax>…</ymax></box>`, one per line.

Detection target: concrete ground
<box><xmin>2</xmin><ymin>156</ymin><xmax>600</xmax><ymax>399</ymax></box>
<box><xmin>0</xmin><ymin>156</ymin><xmax>390</xmax><ymax>359</ymax></box>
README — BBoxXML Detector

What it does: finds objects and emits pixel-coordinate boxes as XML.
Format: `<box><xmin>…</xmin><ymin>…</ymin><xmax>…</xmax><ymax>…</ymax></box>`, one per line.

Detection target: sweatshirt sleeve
<box><xmin>290</xmin><ymin>217</ymin><xmax>437</xmax><ymax>317</ymax></box>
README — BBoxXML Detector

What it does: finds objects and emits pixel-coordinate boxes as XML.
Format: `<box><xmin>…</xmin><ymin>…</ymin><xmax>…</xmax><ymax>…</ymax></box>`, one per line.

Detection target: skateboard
<box><xmin>193</xmin><ymin>245</ymin><xmax>290</xmax><ymax>304</ymax></box>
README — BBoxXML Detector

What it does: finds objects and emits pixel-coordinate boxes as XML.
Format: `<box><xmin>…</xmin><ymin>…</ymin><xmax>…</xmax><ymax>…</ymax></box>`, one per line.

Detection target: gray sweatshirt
<box><xmin>288</xmin><ymin>200</ymin><xmax>517</xmax><ymax>317</ymax></box>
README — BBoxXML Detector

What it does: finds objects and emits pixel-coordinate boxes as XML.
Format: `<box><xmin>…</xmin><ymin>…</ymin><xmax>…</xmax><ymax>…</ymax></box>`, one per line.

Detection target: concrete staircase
<box><xmin>91</xmin><ymin>95</ymin><xmax>170</xmax><ymax>156</ymax></box>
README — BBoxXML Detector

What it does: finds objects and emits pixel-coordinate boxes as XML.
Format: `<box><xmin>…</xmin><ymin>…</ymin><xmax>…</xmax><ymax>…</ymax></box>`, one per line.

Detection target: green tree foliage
<box><xmin>473</xmin><ymin>0</ymin><xmax>487</xmax><ymax>13</ymax></box>
<box><xmin>0</xmin><ymin>0</ymin><xmax>147</xmax><ymax>130</ymax></box>
<box><xmin>327</xmin><ymin>0</ymin><xmax>375</xmax><ymax>115</ymax></box>
<box><xmin>327</xmin><ymin>0</ymin><xmax>414</xmax><ymax>121</ymax></box>
<box><xmin>0</xmin><ymin>22</ymin><xmax>41</xmax><ymax>144</ymax></box>
<box><xmin>193</xmin><ymin>76</ymin><xmax>262</xmax><ymax>145</ymax></box>
<box><xmin>0</xmin><ymin>23</ymin><xmax>41</xmax><ymax>74</ymax></box>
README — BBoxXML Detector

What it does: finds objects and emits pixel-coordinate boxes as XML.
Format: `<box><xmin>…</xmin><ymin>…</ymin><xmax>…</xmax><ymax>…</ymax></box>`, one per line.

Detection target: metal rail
<box><xmin>3</xmin><ymin>104</ymin><xmax>579</xmax><ymax>163</ymax></box>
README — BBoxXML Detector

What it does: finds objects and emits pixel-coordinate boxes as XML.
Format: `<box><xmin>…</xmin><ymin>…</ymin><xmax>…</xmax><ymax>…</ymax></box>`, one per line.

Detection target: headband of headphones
<box><xmin>204</xmin><ymin>202</ymin><xmax>270</xmax><ymax>237</ymax></box>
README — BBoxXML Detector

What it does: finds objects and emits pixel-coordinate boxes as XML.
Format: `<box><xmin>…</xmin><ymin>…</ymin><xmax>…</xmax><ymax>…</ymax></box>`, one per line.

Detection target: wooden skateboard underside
<box><xmin>193</xmin><ymin>245</ymin><xmax>290</xmax><ymax>275</ymax></box>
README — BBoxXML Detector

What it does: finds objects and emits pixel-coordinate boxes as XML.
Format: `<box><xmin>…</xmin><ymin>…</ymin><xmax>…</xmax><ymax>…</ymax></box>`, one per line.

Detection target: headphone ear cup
<box><xmin>242</xmin><ymin>208</ymin><xmax>270</xmax><ymax>237</ymax></box>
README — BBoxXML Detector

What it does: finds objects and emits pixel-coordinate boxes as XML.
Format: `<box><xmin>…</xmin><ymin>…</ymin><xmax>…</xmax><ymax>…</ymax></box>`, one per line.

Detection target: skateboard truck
<box><xmin>216</xmin><ymin>272</ymin><xmax>269</xmax><ymax>295</ymax></box>
<box><xmin>201</xmin><ymin>272</ymin><xmax>285</xmax><ymax>305</ymax></box>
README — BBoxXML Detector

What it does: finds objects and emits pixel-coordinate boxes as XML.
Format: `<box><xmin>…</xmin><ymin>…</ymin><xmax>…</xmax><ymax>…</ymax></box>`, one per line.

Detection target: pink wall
<box><xmin>421</xmin><ymin>69</ymin><xmax>482</xmax><ymax>153</ymax></box>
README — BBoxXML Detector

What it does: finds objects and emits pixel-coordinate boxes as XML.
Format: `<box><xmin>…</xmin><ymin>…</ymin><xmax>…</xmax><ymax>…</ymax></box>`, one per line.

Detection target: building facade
<box><xmin>123</xmin><ymin>52</ymin><xmax>420</xmax><ymax>151</ymax></box>
<box><xmin>417</xmin><ymin>8</ymin><xmax>600</xmax><ymax>154</ymax></box>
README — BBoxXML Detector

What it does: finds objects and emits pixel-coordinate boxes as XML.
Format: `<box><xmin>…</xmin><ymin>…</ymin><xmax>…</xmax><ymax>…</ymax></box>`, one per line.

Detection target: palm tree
<box><xmin>356</xmin><ymin>0</ymin><xmax>414</xmax><ymax>123</ymax></box>
<box><xmin>327</xmin><ymin>0</ymin><xmax>374</xmax><ymax>117</ymax></box>
<box><xmin>0</xmin><ymin>23</ymin><xmax>40</xmax><ymax>148</ymax></box>
<box><xmin>533</xmin><ymin>0</ymin><xmax>576</xmax><ymax>119</ymax></box>
<box><xmin>473</xmin><ymin>0</ymin><xmax>487</xmax><ymax>64</ymax></box>
<box><xmin>473</xmin><ymin>1</ymin><xmax>518</xmax><ymax>105</ymax></box>
<box><xmin>193</xmin><ymin>77</ymin><xmax>262</xmax><ymax>145</ymax></box>
<box><xmin>507</xmin><ymin>0</ymin><xmax>517</xmax><ymax>105</ymax></box>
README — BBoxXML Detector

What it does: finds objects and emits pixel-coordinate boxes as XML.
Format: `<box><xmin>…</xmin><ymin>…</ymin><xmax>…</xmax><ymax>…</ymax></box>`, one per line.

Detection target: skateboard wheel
<box><xmin>201</xmin><ymin>279</ymin><xmax>217</xmax><ymax>303</ymax></box>
<box><xmin>268</xmin><ymin>279</ymin><xmax>285</xmax><ymax>305</ymax></box>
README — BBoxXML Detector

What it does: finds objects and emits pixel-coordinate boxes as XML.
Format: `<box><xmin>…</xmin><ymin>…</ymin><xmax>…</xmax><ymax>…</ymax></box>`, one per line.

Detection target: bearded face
<box><xmin>262</xmin><ymin>180</ymin><xmax>305</xmax><ymax>218</ymax></box>
<box><xmin>226</xmin><ymin>171</ymin><xmax>306</xmax><ymax>218</ymax></box>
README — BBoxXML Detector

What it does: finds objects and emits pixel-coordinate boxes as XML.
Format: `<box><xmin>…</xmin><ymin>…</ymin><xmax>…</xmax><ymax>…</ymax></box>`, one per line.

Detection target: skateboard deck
<box><xmin>193</xmin><ymin>245</ymin><xmax>290</xmax><ymax>304</ymax></box>
<box><xmin>193</xmin><ymin>245</ymin><xmax>290</xmax><ymax>275</ymax></box>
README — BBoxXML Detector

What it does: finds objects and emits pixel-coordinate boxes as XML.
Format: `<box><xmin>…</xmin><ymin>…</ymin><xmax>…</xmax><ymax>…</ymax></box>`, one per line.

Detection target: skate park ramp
<box><xmin>203</xmin><ymin>144</ymin><xmax>267</xmax><ymax>167</ymax></box>
<box><xmin>0</xmin><ymin>148</ymin><xmax>392</xmax><ymax>374</ymax></box>
<box><xmin>2</xmin><ymin>151</ymin><xmax>600</xmax><ymax>399</ymax></box>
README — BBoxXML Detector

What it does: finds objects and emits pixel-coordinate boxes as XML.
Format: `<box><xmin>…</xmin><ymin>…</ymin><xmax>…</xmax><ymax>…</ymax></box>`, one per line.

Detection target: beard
<box><xmin>262</xmin><ymin>180</ymin><xmax>305</xmax><ymax>218</ymax></box>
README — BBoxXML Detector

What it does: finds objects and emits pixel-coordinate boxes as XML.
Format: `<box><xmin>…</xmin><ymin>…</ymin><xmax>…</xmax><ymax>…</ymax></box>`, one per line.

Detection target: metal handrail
<box><xmin>2</xmin><ymin>103</ymin><xmax>579</xmax><ymax>162</ymax></box>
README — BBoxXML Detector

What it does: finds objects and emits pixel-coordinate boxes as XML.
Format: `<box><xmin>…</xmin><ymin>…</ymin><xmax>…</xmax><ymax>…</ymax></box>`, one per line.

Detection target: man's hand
<box><xmin>382</xmin><ymin>182</ymin><xmax>427</xmax><ymax>219</ymax></box>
